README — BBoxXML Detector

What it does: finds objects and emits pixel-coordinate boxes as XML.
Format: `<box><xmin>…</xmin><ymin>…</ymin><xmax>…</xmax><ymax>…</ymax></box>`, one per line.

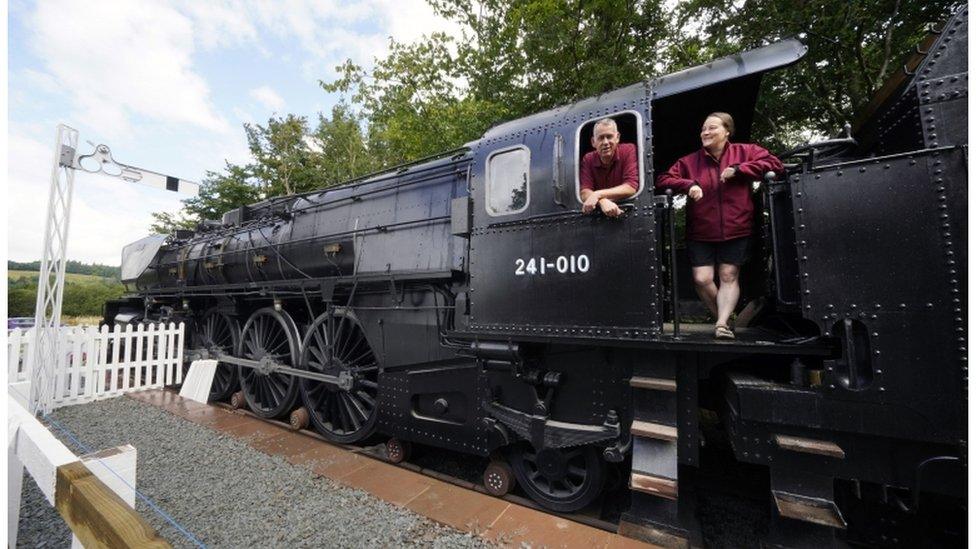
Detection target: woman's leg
<box><xmin>692</xmin><ymin>265</ymin><xmax>719</xmax><ymax>320</ymax></box>
<box><xmin>716</xmin><ymin>263</ymin><xmax>740</xmax><ymax>328</ymax></box>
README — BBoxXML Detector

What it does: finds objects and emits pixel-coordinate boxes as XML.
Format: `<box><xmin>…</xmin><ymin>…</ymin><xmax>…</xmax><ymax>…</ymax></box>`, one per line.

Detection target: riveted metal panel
<box><xmin>794</xmin><ymin>147</ymin><xmax>966</xmax><ymax>441</ymax></box>
<box><xmin>467</xmin><ymin>90</ymin><xmax>662</xmax><ymax>339</ymax></box>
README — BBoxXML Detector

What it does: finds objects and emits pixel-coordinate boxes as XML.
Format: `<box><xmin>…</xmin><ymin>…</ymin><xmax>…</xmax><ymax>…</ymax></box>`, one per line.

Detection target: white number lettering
<box><xmin>556</xmin><ymin>256</ymin><xmax>569</xmax><ymax>273</ymax></box>
<box><xmin>514</xmin><ymin>254</ymin><xmax>591</xmax><ymax>276</ymax></box>
<box><xmin>577</xmin><ymin>254</ymin><xmax>590</xmax><ymax>273</ymax></box>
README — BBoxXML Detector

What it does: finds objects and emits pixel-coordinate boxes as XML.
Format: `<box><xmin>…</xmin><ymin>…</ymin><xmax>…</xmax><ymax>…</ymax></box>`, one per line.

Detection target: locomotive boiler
<box><xmin>105</xmin><ymin>6</ymin><xmax>967</xmax><ymax>546</ymax></box>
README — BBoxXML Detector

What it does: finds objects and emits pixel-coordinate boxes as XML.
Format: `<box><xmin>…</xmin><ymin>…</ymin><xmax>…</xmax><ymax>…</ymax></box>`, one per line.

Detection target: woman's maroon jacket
<box><xmin>656</xmin><ymin>143</ymin><xmax>784</xmax><ymax>242</ymax></box>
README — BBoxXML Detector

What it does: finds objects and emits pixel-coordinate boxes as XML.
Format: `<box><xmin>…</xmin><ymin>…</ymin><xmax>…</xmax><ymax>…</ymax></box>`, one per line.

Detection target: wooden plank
<box><xmin>8</xmin><ymin>328</ymin><xmax>22</xmax><ymax>381</ymax></box>
<box><xmin>630</xmin><ymin>420</ymin><xmax>677</xmax><ymax>442</ymax></box>
<box><xmin>617</xmin><ymin>519</ymin><xmax>689</xmax><ymax>548</ymax></box>
<box><xmin>82</xmin><ymin>327</ymin><xmax>97</xmax><ymax>400</ymax></box>
<box><xmin>8</xmin><ymin>396</ymin><xmax>78</xmax><ymax>504</ymax></box>
<box><xmin>96</xmin><ymin>325</ymin><xmax>110</xmax><ymax>395</ymax></box>
<box><xmin>55</xmin><ymin>460</ymin><xmax>171</xmax><ymax>548</ymax></box>
<box><xmin>175</xmin><ymin>323</ymin><xmax>185</xmax><ymax>385</ymax></box>
<box><xmin>630</xmin><ymin>472</ymin><xmax>677</xmax><ymax>500</ymax></box>
<box><xmin>69</xmin><ymin>328</ymin><xmax>84</xmax><ymax>400</ymax></box>
<box><xmin>629</xmin><ymin>376</ymin><xmax>676</xmax><ymax>392</ymax></box>
<box><xmin>774</xmin><ymin>434</ymin><xmax>846</xmax><ymax>459</ymax></box>
<box><xmin>772</xmin><ymin>491</ymin><xmax>847</xmax><ymax>529</ymax></box>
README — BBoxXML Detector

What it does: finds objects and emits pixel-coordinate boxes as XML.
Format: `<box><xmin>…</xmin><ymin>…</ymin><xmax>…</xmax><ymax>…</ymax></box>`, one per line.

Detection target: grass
<box><xmin>8</xmin><ymin>270</ymin><xmax>119</xmax><ymax>284</ymax></box>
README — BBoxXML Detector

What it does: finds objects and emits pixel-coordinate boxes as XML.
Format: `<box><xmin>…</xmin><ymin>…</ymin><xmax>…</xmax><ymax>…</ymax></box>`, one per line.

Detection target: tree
<box><xmin>310</xmin><ymin>103</ymin><xmax>379</xmax><ymax>184</ymax></box>
<box><xmin>325</xmin><ymin>34</ymin><xmax>506</xmax><ymax>166</ymax></box>
<box><xmin>325</xmin><ymin>2</ymin><xmax>674</xmax><ymax>164</ymax></box>
<box><xmin>245</xmin><ymin>115</ymin><xmax>324</xmax><ymax>196</ymax></box>
<box><xmin>150</xmin><ymin>107</ymin><xmax>376</xmax><ymax>232</ymax></box>
<box><xmin>672</xmin><ymin>0</ymin><xmax>957</xmax><ymax>148</ymax></box>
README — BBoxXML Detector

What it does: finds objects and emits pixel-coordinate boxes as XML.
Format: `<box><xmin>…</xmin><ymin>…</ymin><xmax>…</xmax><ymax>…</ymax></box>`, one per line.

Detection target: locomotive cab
<box><xmin>462</xmin><ymin>39</ymin><xmax>809</xmax><ymax>344</ymax></box>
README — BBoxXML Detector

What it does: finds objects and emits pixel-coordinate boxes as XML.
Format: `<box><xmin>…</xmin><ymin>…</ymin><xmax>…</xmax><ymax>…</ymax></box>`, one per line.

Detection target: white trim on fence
<box><xmin>7</xmin><ymin>393</ymin><xmax>138</xmax><ymax>547</ymax></box>
<box><xmin>8</xmin><ymin>322</ymin><xmax>186</xmax><ymax>411</ymax></box>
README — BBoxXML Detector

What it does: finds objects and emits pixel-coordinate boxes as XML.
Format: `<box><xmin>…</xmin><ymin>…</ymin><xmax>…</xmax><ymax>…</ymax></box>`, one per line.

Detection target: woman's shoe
<box><xmin>714</xmin><ymin>324</ymin><xmax>735</xmax><ymax>339</ymax></box>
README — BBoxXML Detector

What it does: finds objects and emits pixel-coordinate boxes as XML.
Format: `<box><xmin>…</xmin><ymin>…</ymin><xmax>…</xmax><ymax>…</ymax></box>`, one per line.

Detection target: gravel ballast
<box><xmin>16</xmin><ymin>396</ymin><xmax>494</xmax><ymax>548</ymax></box>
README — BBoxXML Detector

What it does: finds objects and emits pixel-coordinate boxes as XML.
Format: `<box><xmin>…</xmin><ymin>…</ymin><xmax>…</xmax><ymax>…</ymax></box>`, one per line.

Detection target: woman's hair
<box><xmin>705</xmin><ymin>112</ymin><xmax>735</xmax><ymax>137</ymax></box>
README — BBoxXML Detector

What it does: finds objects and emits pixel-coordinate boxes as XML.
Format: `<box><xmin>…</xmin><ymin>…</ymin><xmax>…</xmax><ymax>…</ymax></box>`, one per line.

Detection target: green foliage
<box><xmin>672</xmin><ymin>0</ymin><xmax>957</xmax><ymax>148</ymax></box>
<box><xmin>149</xmin><ymin>107</ymin><xmax>375</xmax><ymax>231</ymax></box>
<box><xmin>311</xmin><ymin>103</ymin><xmax>380</xmax><ymax>185</ymax></box>
<box><xmin>245</xmin><ymin>115</ymin><xmax>322</xmax><ymax>196</ymax></box>
<box><xmin>150</xmin><ymin>0</ymin><xmax>957</xmax><ymax>229</ymax></box>
<box><xmin>325</xmin><ymin>35</ymin><xmax>506</xmax><ymax>165</ymax></box>
<box><xmin>6</xmin><ymin>276</ymin><xmax>125</xmax><ymax>318</ymax></box>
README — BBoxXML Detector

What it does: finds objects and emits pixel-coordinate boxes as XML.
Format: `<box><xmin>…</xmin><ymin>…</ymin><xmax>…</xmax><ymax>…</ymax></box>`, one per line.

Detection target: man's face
<box><xmin>591</xmin><ymin>123</ymin><xmax>620</xmax><ymax>163</ymax></box>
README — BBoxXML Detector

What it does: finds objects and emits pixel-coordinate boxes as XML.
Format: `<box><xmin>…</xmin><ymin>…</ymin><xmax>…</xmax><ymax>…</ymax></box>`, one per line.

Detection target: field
<box><xmin>8</xmin><ymin>270</ymin><xmax>119</xmax><ymax>284</ymax></box>
<box><xmin>7</xmin><ymin>270</ymin><xmax>126</xmax><ymax>319</ymax></box>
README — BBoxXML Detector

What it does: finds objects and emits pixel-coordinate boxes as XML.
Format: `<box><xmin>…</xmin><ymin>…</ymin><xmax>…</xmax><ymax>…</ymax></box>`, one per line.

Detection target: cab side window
<box><xmin>575</xmin><ymin>112</ymin><xmax>644</xmax><ymax>202</ymax></box>
<box><xmin>486</xmin><ymin>146</ymin><xmax>530</xmax><ymax>216</ymax></box>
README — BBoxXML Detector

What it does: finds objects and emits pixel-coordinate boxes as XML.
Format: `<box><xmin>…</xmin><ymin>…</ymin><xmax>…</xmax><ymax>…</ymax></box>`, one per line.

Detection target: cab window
<box><xmin>575</xmin><ymin>112</ymin><xmax>644</xmax><ymax>202</ymax></box>
<box><xmin>486</xmin><ymin>146</ymin><xmax>530</xmax><ymax>216</ymax></box>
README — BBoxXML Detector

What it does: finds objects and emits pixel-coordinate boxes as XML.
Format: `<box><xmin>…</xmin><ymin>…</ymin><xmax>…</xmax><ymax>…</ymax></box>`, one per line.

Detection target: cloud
<box><xmin>27</xmin><ymin>0</ymin><xmax>229</xmax><ymax>138</ymax></box>
<box><xmin>250</xmin><ymin>86</ymin><xmax>286</xmax><ymax>112</ymax></box>
<box><xmin>7</xmin><ymin>131</ymin><xmax>186</xmax><ymax>265</ymax></box>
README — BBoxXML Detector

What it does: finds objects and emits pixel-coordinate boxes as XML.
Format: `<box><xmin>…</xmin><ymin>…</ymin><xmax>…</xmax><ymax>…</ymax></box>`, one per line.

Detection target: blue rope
<box><xmin>10</xmin><ymin>385</ymin><xmax>207</xmax><ymax>548</ymax></box>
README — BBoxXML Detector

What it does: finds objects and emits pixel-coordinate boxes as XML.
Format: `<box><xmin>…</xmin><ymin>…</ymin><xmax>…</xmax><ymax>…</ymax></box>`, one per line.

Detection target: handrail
<box><xmin>665</xmin><ymin>190</ymin><xmax>680</xmax><ymax>337</ymax></box>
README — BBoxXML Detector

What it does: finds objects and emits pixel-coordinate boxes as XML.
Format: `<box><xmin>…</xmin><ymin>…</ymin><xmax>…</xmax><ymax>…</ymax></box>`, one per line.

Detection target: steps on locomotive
<box><xmin>619</xmin><ymin>358</ymin><xmax>699</xmax><ymax>547</ymax></box>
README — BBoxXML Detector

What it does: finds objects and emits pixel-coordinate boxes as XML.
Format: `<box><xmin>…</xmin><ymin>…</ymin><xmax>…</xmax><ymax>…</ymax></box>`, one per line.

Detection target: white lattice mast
<box><xmin>27</xmin><ymin>124</ymin><xmax>200</xmax><ymax>415</ymax></box>
<box><xmin>29</xmin><ymin>124</ymin><xmax>80</xmax><ymax>414</ymax></box>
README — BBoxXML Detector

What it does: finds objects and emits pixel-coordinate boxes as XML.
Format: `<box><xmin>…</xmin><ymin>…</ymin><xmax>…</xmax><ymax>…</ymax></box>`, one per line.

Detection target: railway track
<box><xmin>135</xmin><ymin>388</ymin><xmax>647</xmax><ymax>547</ymax></box>
<box><xmin>208</xmin><ymin>395</ymin><xmax>624</xmax><ymax>534</ymax></box>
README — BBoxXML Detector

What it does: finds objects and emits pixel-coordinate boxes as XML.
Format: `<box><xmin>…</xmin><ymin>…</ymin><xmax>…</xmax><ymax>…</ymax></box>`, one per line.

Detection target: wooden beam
<box><xmin>774</xmin><ymin>434</ymin><xmax>846</xmax><ymax>459</ymax></box>
<box><xmin>55</xmin><ymin>460</ymin><xmax>171</xmax><ymax>549</ymax></box>
<box><xmin>629</xmin><ymin>376</ymin><xmax>677</xmax><ymax>392</ymax></box>
<box><xmin>630</xmin><ymin>420</ymin><xmax>678</xmax><ymax>442</ymax></box>
<box><xmin>630</xmin><ymin>472</ymin><xmax>678</xmax><ymax>500</ymax></box>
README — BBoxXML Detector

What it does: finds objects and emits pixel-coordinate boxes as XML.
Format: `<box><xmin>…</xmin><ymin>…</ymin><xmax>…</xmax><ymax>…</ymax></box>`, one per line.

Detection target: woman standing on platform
<box><xmin>656</xmin><ymin>112</ymin><xmax>783</xmax><ymax>339</ymax></box>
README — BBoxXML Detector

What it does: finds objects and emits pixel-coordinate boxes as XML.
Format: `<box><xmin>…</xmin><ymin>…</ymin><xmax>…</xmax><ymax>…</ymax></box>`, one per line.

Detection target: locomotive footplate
<box><xmin>449</xmin><ymin>324</ymin><xmax>835</xmax><ymax>357</ymax></box>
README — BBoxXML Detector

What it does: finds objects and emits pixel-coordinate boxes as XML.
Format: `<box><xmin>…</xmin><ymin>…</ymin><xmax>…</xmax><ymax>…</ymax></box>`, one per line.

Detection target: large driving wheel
<box><xmin>509</xmin><ymin>444</ymin><xmax>605</xmax><ymax>512</ymax></box>
<box><xmin>237</xmin><ymin>308</ymin><xmax>300</xmax><ymax>418</ymax></box>
<box><xmin>299</xmin><ymin>310</ymin><xmax>379</xmax><ymax>443</ymax></box>
<box><xmin>195</xmin><ymin>308</ymin><xmax>241</xmax><ymax>402</ymax></box>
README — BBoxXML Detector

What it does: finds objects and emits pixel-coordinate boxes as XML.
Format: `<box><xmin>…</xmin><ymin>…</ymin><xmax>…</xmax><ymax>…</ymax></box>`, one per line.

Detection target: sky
<box><xmin>7</xmin><ymin>0</ymin><xmax>462</xmax><ymax>265</ymax></box>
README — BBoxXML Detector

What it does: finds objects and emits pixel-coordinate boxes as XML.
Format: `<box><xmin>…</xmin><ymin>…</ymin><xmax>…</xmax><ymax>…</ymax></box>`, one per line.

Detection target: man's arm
<box><xmin>581</xmin><ymin>184</ymin><xmax>637</xmax><ymax>202</ymax></box>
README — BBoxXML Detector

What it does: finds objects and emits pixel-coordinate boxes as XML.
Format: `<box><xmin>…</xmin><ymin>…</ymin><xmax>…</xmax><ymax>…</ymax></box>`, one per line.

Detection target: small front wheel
<box><xmin>484</xmin><ymin>460</ymin><xmax>515</xmax><ymax>497</ymax></box>
<box><xmin>386</xmin><ymin>438</ymin><xmax>412</xmax><ymax>463</ymax></box>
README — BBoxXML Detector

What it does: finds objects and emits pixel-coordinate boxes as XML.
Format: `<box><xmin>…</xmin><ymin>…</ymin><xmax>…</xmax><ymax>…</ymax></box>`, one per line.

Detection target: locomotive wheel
<box><xmin>195</xmin><ymin>308</ymin><xmax>241</xmax><ymax>402</ymax></box>
<box><xmin>509</xmin><ymin>444</ymin><xmax>605</xmax><ymax>513</ymax></box>
<box><xmin>290</xmin><ymin>407</ymin><xmax>310</xmax><ymax>431</ymax></box>
<box><xmin>237</xmin><ymin>308</ymin><xmax>300</xmax><ymax>418</ymax></box>
<box><xmin>386</xmin><ymin>438</ymin><xmax>412</xmax><ymax>463</ymax></box>
<box><xmin>299</xmin><ymin>310</ymin><xmax>380</xmax><ymax>444</ymax></box>
<box><xmin>484</xmin><ymin>460</ymin><xmax>515</xmax><ymax>497</ymax></box>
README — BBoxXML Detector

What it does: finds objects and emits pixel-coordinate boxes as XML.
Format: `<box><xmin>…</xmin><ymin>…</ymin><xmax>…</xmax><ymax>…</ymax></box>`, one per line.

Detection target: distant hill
<box><xmin>8</xmin><ymin>260</ymin><xmax>120</xmax><ymax>279</ymax></box>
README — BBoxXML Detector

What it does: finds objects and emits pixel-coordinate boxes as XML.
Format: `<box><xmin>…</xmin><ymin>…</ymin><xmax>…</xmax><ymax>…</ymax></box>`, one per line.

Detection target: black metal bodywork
<box><xmin>106</xmin><ymin>8</ymin><xmax>966</xmax><ymax>545</ymax></box>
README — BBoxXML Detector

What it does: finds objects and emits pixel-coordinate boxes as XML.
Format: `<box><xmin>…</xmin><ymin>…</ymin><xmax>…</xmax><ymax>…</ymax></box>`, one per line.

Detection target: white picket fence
<box><xmin>8</xmin><ymin>323</ymin><xmax>186</xmax><ymax>409</ymax></box>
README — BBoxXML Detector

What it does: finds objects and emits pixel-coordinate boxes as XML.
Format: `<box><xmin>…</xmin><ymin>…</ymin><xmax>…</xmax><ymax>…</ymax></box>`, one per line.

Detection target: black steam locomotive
<box><xmin>105</xmin><ymin>6</ymin><xmax>967</xmax><ymax>546</ymax></box>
